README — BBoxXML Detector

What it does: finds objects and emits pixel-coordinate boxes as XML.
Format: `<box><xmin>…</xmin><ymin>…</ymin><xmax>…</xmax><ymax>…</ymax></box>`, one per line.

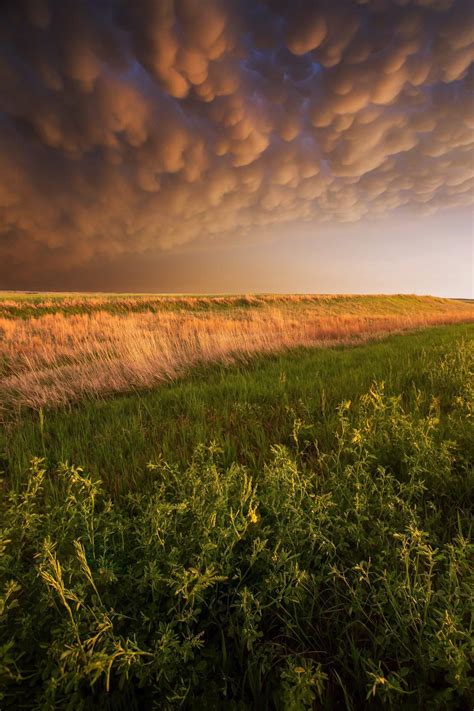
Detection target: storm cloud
<box><xmin>0</xmin><ymin>0</ymin><xmax>473</xmax><ymax>278</ymax></box>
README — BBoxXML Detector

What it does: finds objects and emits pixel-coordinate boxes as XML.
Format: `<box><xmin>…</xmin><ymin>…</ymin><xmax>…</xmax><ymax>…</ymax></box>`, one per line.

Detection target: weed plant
<box><xmin>0</xmin><ymin>334</ymin><xmax>472</xmax><ymax>708</ymax></box>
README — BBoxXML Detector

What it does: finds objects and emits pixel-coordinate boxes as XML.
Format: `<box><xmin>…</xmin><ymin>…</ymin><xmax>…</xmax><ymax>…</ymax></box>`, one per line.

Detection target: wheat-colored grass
<box><xmin>1</xmin><ymin>295</ymin><xmax>473</xmax><ymax>411</ymax></box>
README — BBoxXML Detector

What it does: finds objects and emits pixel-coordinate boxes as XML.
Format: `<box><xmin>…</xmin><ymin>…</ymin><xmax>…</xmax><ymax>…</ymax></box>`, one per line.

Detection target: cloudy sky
<box><xmin>0</xmin><ymin>0</ymin><xmax>473</xmax><ymax>295</ymax></box>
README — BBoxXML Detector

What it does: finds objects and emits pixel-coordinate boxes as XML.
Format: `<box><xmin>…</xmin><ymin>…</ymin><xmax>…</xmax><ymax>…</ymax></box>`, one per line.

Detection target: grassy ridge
<box><xmin>0</xmin><ymin>292</ymin><xmax>471</xmax><ymax>319</ymax></box>
<box><xmin>0</xmin><ymin>326</ymin><xmax>473</xmax><ymax>709</ymax></box>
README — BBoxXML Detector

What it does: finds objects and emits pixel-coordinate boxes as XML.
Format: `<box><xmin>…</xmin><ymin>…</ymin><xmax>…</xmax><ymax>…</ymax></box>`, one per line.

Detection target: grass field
<box><xmin>0</xmin><ymin>294</ymin><xmax>473</xmax><ymax>709</ymax></box>
<box><xmin>1</xmin><ymin>294</ymin><xmax>473</xmax><ymax>412</ymax></box>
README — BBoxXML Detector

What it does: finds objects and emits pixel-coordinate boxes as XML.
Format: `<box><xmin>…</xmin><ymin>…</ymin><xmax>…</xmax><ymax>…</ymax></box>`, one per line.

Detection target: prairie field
<box><xmin>1</xmin><ymin>293</ymin><xmax>473</xmax><ymax>412</ymax></box>
<box><xmin>0</xmin><ymin>294</ymin><xmax>473</xmax><ymax>709</ymax></box>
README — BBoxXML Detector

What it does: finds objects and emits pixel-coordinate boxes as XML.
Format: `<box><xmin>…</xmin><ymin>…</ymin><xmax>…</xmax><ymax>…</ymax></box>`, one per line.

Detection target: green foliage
<box><xmin>0</xmin><ymin>333</ymin><xmax>473</xmax><ymax>708</ymax></box>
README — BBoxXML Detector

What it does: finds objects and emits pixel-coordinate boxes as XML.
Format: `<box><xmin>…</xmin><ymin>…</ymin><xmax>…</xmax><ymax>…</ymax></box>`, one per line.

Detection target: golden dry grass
<box><xmin>1</xmin><ymin>295</ymin><xmax>473</xmax><ymax>412</ymax></box>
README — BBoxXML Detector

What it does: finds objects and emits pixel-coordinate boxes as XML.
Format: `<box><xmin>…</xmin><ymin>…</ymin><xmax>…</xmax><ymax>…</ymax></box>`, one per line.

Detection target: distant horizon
<box><xmin>1</xmin><ymin>290</ymin><xmax>472</xmax><ymax>301</ymax></box>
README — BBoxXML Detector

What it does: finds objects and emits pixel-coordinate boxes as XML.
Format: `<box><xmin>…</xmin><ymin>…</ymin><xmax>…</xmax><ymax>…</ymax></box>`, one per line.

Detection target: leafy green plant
<box><xmin>0</xmin><ymin>332</ymin><xmax>472</xmax><ymax>708</ymax></box>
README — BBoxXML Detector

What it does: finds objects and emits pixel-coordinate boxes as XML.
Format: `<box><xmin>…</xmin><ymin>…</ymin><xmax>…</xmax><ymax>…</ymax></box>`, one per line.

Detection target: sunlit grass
<box><xmin>1</xmin><ymin>294</ymin><xmax>472</xmax><ymax>411</ymax></box>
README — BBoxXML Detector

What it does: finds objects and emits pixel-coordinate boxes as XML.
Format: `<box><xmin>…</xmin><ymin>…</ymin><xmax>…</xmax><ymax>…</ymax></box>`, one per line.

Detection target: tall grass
<box><xmin>0</xmin><ymin>336</ymin><xmax>472</xmax><ymax>709</ymax></box>
<box><xmin>1</xmin><ymin>295</ymin><xmax>472</xmax><ymax>411</ymax></box>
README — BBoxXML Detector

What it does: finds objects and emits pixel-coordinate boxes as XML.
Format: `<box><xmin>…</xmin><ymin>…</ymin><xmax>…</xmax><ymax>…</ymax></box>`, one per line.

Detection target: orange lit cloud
<box><xmin>0</xmin><ymin>0</ymin><xmax>472</xmax><ymax>278</ymax></box>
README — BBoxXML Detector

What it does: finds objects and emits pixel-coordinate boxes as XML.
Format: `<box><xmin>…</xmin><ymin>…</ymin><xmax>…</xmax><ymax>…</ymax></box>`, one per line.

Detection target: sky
<box><xmin>0</xmin><ymin>0</ymin><xmax>473</xmax><ymax>296</ymax></box>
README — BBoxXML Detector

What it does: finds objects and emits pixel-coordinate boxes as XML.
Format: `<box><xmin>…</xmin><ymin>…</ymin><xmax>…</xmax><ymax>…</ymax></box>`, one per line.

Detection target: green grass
<box><xmin>2</xmin><ymin>324</ymin><xmax>473</xmax><ymax>494</ymax></box>
<box><xmin>0</xmin><ymin>324</ymin><xmax>473</xmax><ymax>709</ymax></box>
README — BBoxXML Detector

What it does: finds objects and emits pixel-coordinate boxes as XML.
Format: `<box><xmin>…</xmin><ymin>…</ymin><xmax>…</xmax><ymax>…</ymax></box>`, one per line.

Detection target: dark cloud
<box><xmin>0</xmin><ymin>0</ymin><xmax>473</xmax><ymax>279</ymax></box>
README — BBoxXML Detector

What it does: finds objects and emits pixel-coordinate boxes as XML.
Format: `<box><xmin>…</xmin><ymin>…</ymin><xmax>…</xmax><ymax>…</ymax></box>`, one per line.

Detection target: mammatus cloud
<box><xmin>0</xmin><ymin>0</ymin><xmax>473</xmax><ymax>277</ymax></box>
